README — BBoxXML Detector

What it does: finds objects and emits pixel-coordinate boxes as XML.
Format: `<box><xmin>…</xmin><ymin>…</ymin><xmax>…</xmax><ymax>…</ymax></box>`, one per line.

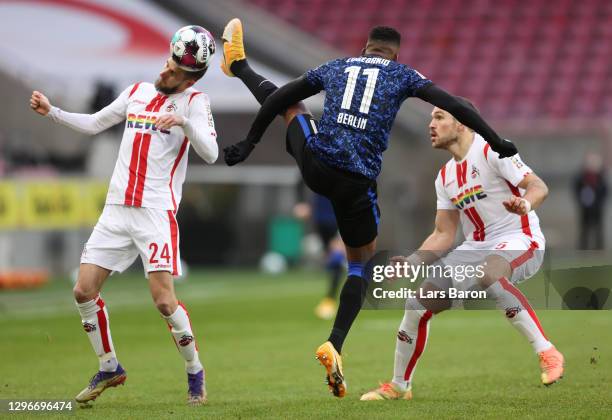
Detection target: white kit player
<box><xmin>361</xmin><ymin>101</ymin><xmax>565</xmax><ymax>401</ymax></box>
<box><xmin>29</xmin><ymin>26</ymin><xmax>217</xmax><ymax>406</ymax></box>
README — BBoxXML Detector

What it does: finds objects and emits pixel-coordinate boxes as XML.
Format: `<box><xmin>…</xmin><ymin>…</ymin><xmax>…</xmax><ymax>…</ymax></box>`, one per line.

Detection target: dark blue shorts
<box><xmin>286</xmin><ymin>114</ymin><xmax>380</xmax><ymax>248</ymax></box>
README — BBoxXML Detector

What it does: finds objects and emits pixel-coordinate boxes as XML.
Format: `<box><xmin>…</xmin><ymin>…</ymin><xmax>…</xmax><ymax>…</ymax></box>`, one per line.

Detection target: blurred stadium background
<box><xmin>1</xmin><ymin>0</ymin><xmax>611</xmax><ymax>282</ymax></box>
<box><xmin>1</xmin><ymin>0</ymin><xmax>611</xmax><ymax>279</ymax></box>
<box><xmin>1</xmin><ymin>1</ymin><xmax>611</xmax><ymax>416</ymax></box>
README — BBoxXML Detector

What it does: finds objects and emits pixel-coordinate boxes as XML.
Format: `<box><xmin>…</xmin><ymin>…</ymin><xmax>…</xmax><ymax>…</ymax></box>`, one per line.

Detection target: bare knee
<box><xmin>73</xmin><ymin>283</ymin><xmax>96</xmax><ymax>303</ymax></box>
<box><xmin>148</xmin><ymin>272</ymin><xmax>177</xmax><ymax>316</ymax></box>
<box><xmin>346</xmin><ymin>239</ymin><xmax>377</xmax><ymax>263</ymax></box>
<box><xmin>154</xmin><ymin>297</ymin><xmax>177</xmax><ymax>317</ymax></box>
<box><xmin>417</xmin><ymin>283</ymin><xmax>451</xmax><ymax>314</ymax></box>
<box><xmin>477</xmin><ymin>255</ymin><xmax>512</xmax><ymax>288</ymax></box>
<box><xmin>73</xmin><ymin>264</ymin><xmax>109</xmax><ymax>303</ymax></box>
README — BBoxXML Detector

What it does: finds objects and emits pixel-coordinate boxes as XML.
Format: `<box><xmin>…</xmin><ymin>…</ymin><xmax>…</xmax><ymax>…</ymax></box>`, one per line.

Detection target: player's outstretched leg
<box><xmin>486</xmin><ymin>277</ymin><xmax>564</xmax><ymax>385</ymax></box>
<box><xmin>361</xmin><ymin>299</ymin><xmax>433</xmax><ymax>401</ymax></box>
<box><xmin>221</xmin><ymin>18</ymin><xmax>278</xmax><ymax>105</ymax></box>
<box><xmin>73</xmin><ymin>264</ymin><xmax>126</xmax><ymax>404</ymax></box>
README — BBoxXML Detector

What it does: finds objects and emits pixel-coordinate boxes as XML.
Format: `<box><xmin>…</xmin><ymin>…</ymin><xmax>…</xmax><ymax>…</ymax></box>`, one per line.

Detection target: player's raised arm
<box><xmin>223</xmin><ymin>76</ymin><xmax>321</xmax><ymax>166</ymax></box>
<box><xmin>31</xmin><ymin>85</ymin><xmax>130</xmax><ymax>135</ymax></box>
<box><xmin>415</xmin><ymin>84</ymin><xmax>518</xmax><ymax>158</ymax></box>
<box><xmin>176</xmin><ymin>93</ymin><xmax>218</xmax><ymax>164</ymax></box>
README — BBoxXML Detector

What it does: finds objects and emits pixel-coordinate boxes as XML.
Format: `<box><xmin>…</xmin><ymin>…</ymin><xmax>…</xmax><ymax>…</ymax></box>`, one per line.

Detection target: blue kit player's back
<box><xmin>304</xmin><ymin>56</ymin><xmax>431</xmax><ymax>179</ymax></box>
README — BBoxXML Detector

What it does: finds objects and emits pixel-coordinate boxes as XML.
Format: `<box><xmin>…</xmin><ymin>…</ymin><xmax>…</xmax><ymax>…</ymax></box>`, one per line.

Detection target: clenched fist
<box><xmin>503</xmin><ymin>195</ymin><xmax>531</xmax><ymax>215</ymax></box>
<box><xmin>30</xmin><ymin>91</ymin><xmax>51</xmax><ymax>116</ymax></box>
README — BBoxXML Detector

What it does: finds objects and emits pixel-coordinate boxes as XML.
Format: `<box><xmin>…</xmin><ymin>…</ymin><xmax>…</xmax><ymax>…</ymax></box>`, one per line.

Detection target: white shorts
<box><xmin>81</xmin><ymin>205</ymin><xmax>182</xmax><ymax>276</ymax></box>
<box><xmin>429</xmin><ymin>232</ymin><xmax>545</xmax><ymax>292</ymax></box>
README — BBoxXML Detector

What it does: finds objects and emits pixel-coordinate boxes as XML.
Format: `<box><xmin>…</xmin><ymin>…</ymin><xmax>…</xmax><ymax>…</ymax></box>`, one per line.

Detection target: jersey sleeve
<box><xmin>304</xmin><ymin>59</ymin><xmax>338</xmax><ymax>90</ymax></box>
<box><xmin>435</xmin><ymin>170</ymin><xmax>455</xmax><ymax>210</ymax></box>
<box><xmin>183</xmin><ymin>93</ymin><xmax>218</xmax><ymax>164</ymax></box>
<box><xmin>47</xmin><ymin>84</ymin><xmax>131</xmax><ymax>135</ymax></box>
<box><xmin>400</xmin><ymin>66</ymin><xmax>432</xmax><ymax>98</ymax></box>
<box><xmin>486</xmin><ymin>148</ymin><xmax>533</xmax><ymax>186</ymax></box>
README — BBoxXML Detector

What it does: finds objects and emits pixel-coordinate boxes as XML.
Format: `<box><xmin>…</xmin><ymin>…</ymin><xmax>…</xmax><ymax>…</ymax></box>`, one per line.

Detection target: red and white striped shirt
<box><xmin>435</xmin><ymin>134</ymin><xmax>542</xmax><ymax>242</ymax></box>
<box><xmin>48</xmin><ymin>82</ymin><xmax>217</xmax><ymax>211</ymax></box>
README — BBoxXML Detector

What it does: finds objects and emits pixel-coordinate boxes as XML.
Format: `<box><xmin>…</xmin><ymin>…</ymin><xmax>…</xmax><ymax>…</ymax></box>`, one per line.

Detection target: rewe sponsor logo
<box><xmin>451</xmin><ymin>185</ymin><xmax>487</xmax><ymax>210</ymax></box>
<box><xmin>126</xmin><ymin>113</ymin><xmax>171</xmax><ymax>134</ymax></box>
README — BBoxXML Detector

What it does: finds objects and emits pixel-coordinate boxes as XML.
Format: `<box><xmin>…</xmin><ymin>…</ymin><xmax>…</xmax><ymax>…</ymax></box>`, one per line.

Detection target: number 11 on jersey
<box><xmin>341</xmin><ymin>66</ymin><xmax>379</xmax><ymax>114</ymax></box>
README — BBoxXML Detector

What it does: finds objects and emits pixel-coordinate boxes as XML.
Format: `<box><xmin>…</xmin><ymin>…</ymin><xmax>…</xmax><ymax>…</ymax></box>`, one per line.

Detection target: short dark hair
<box><xmin>368</xmin><ymin>26</ymin><xmax>401</xmax><ymax>45</ymax></box>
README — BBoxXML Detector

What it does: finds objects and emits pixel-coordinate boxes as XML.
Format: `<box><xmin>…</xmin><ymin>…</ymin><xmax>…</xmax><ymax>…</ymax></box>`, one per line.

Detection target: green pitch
<box><xmin>1</xmin><ymin>270</ymin><xmax>610</xmax><ymax>419</ymax></box>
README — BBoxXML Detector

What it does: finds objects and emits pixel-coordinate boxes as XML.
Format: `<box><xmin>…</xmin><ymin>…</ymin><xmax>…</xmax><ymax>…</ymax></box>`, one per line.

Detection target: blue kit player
<box><xmin>221</xmin><ymin>19</ymin><xmax>518</xmax><ymax>398</ymax></box>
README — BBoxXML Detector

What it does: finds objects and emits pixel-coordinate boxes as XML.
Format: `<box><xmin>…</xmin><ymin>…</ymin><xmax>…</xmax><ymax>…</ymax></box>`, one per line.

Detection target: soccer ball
<box><xmin>170</xmin><ymin>25</ymin><xmax>216</xmax><ymax>72</ymax></box>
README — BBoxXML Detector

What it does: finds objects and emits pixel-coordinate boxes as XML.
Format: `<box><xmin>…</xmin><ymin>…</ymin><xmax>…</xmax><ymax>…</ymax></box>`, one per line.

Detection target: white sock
<box><xmin>76</xmin><ymin>295</ymin><xmax>118</xmax><ymax>372</ymax></box>
<box><xmin>392</xmin><ymin>300</ymin><xmax>433</xmax><ymax>390</ymax></box>
<box><xmin>163</xmin><ymin>302</ymin><xmax>203</xmax><ymax>374</ymax></box>
<box><xmin>486</xmin><ymin>278</ymin><xmax>552</xmax><ymax>353</ymax></box>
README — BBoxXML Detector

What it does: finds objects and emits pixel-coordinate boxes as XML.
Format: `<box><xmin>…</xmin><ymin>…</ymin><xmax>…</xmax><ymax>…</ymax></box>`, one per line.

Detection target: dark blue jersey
<box><xmin>304</xmin><ymin>56</ymin><xmax>431</xmax><ymax>179</ymax></box>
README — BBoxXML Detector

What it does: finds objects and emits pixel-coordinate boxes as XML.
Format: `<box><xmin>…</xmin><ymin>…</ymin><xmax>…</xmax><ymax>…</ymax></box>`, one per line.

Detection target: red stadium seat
<box><xmin>245</xmin><ymin>0</ymin><xmax>612</xmax><ymax>120</ymax></box>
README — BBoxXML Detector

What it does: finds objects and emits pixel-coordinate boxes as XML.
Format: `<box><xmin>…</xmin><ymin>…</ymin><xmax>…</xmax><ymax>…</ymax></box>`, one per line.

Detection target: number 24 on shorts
<box><xmin>149</xmin><ymin>242</ymin><xmax>171</xmax><ymax>264</ymax></box>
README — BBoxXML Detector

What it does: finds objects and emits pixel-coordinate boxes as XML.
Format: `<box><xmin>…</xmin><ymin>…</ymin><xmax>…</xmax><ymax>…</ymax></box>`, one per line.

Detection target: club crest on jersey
<box><xmin>165</xmin><ymin>102</ymin><xmax>177</xmax><ymax>112</ymax></box>
<box><xmin>471</xmin><ymin>165</ymin><xmax>480</xmax><ymax>179</ymax></box>
<box><xmin>397</xmin><ymin>330</ymin><xmax>413</xmax><ymax>344</ymax></box>
<box><xmin>178</xmin><ymin>334</ymin><xmax>194</xmax><ymax>347</ymax></box>
<box><xmin>451</xmin><ymin>185</ymin><xmax>487</xmax><ymax>210</ymax></box>
<box><xmin>82</xmin><ymin>322</ymin><xmax>97</xmax><ymax>333</ymax></box>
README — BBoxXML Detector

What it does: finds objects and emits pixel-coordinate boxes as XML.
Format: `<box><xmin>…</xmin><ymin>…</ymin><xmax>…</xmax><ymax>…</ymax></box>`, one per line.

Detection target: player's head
<box><xmin>155</xmin><ymin>58</ymin><xmax>206</xmax><ymax>95</ymax></box>
<box><xmin>429</xmin><ymin>98</ymin><xmax>479</xmax><ymax>150</ymax></box>
<box><xmin>363</xmin><ymin>26</ymin><xmax>401</xmax><ymax>61</ymax></box>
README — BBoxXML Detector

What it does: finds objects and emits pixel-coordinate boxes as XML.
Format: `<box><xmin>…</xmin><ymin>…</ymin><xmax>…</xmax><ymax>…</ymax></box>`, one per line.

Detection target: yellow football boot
<box><xmin>221</xmin><ymin>18</ymin><xmax>246</xmax><ymax>77</ymax></box>
<box><xmin>315</xmin><ymin>341</ymin><xmax>346</xmax><ymax>397</ymax></box>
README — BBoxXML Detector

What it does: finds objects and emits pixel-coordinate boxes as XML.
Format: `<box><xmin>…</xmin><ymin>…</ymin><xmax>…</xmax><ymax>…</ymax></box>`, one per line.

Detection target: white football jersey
<box><xmin>48</xmin><ymin>82</ymin><xmax>218</xmax><ymax>211</ymax></box>
<box><xmin>435</xmin><ymin>134</ymin><xmax>543</xmax><ymax>242</ymax></box>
